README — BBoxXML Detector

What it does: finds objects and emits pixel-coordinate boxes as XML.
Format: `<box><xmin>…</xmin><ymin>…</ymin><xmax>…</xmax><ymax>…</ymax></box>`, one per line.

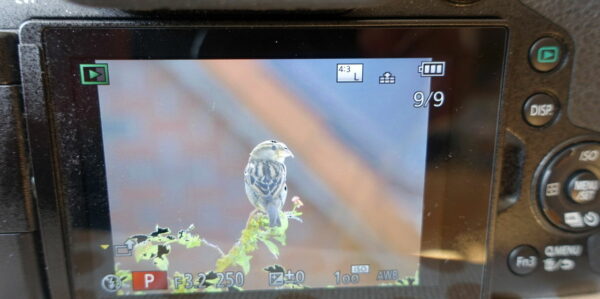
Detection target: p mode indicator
<box><xmin>132</xmin><ymin>271</ymin><xmax>168</xmax><ymax>291</ymax></box>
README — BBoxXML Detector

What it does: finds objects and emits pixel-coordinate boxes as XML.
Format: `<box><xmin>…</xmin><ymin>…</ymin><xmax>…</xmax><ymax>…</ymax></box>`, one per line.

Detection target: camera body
<box><xmin>0</xmin><ymin>0</ymin><xmax>599</xmax><ymax>298</ymax></box>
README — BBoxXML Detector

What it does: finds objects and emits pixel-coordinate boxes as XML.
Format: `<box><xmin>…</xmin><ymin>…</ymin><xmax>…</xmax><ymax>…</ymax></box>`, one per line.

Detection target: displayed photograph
<box><xmin>96</xmin><ymin>58</ymin><xmax>431</xmax><ymax>294</ymax></box>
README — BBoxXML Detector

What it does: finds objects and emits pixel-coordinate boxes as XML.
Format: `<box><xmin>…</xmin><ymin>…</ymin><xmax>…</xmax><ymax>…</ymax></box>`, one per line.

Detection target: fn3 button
<box><xmin>508</xmin><ymin>245</ymin><xmax>539</xmax><ymax>276</ymax></box>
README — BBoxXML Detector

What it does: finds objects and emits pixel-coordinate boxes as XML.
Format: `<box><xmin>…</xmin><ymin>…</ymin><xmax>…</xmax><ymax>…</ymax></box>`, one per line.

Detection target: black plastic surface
<box><xmin>0</xmin><ymin>85</ymin><xmax>34</xmax><ymax>233</ymax></box>
<box><xmin>522</xmin><ymin>0</ymin><xmax>600</xmax><ymax>133</ymax></box>
<box><xmin>588</xmin><ymin>233</ymin><xmax>600</xmax><ymax>274</ymax></box>
<box><xmin>498</xmin><ymin>133</ymin><xmax>525</xmax><ymax>213</ymax></box>
<box><xmin>67</xmin><ymin>0</ymin><xmax>383</xmax><ymax>11</ymax></box>
<box><xmin>19</xmin><ymin>44</ymin><xmax>73</xmax><ymax>299</ymax></box>
<box><xmin>0</xmin><ymin>233</ymin><xmax>45</xmax><ymax>298</ymax></box>
<box><xmin>0</xmin><ymin>32</ymin><xmax>20</xmax><ymax>84</ymax></box>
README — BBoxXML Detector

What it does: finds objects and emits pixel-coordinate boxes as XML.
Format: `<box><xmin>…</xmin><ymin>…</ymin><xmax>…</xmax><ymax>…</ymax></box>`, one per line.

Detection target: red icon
<box><xmin>132</xmin><ymin>271</ymin><xmax>168</xmax><ymax>290</ymax></box>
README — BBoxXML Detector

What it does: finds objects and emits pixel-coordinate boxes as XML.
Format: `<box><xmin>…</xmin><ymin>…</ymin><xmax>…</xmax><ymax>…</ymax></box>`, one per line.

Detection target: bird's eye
<box><xmin>270</xmin><ymin>140</ymin><xmax>277</xmax><ymax>143</ymax></box>
<box><xmin>271</xmin><ymin>145</ymin><xmax>277</xmax><ymax>150</ymax></box>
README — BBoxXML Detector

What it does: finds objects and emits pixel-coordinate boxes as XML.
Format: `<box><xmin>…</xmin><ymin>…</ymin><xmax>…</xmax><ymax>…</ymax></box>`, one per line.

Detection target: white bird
<box><xmin>244</xmin><ymin>140</ymin><xmax>294</xmax><ymax>227</ymax></box>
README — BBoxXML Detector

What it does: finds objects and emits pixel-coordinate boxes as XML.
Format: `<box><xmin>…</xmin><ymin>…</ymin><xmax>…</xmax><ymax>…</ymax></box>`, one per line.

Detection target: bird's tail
<box><xmin>266</xmin><ymin>202</ymin><xmax>281</xmax><ymax>227</ymax></box>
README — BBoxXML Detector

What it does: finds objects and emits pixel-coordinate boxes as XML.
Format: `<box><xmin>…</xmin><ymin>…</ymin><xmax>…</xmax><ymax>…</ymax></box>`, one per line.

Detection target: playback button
<box><xmin>529</xmin><ymin>37</ymin><xmax>563</xmax><ymax>72</ymax></box>
<box><xmin>523</xmin><ymin>93</ymin><xmax>559</xmax><ymax>127</ymax></box>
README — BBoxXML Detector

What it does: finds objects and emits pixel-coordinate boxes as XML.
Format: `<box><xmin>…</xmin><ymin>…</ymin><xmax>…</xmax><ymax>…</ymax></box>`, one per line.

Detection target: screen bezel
<box><xmin>36</xmin><ymin>24</ymin><xmax>507</xmax><ymax>298</ymax></box>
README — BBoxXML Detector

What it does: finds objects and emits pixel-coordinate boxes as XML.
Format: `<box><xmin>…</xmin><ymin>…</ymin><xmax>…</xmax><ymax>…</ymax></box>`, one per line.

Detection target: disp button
<box><xmin>523</xmin><ymin>93</ymin><xmax>559</xmax><ymax>127</ymax></box>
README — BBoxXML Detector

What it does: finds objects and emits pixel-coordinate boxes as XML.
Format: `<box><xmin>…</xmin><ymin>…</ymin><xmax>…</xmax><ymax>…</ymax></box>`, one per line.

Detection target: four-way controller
<box><xmin>537</xmin><ymin>142</ymin><xmax>600</xmax><ymax>232</ymax></box>
<box><xmin>508</xmin><ymin>141</ymin><xmax>600</xmax><ymax>277</ymax></box>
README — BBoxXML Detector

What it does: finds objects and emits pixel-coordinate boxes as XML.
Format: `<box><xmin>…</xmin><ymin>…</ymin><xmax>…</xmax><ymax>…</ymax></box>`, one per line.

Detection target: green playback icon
<box><xmin>536</xmin><ymin>46</ymin><xmax>560</xmax><ymax>64</ymax></box>
<box><xmin>79</xmin><ymin>63</ymin><xmax>110</xmax><ymax>85</ymax></box>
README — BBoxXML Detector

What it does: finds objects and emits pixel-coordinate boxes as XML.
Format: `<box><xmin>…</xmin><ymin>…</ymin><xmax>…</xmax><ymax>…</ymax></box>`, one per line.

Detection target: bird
<box><xmin>244</xmin><ymin>140</ymin><xmax>294</xmax><ymax>227</ymax></box>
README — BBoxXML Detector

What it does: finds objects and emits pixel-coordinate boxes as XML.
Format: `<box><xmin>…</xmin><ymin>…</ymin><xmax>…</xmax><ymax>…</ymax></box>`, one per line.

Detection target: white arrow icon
<box><xmin>125</xmin><ymin>239</ymin><xmax>136</xmax><ymax>250</ymax></box>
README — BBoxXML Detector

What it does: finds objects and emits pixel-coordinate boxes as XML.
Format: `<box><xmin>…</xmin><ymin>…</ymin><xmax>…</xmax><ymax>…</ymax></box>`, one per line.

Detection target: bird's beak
<box><xmin>281</xmin><ymin>148</ymin><xmax>294</xmax><ymax>158</ymax></box>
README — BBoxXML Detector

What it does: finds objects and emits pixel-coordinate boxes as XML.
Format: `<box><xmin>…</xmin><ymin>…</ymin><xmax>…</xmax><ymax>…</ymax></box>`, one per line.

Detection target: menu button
<box><xmin>567</xmin><ymin>170</ymin><xmax>599</xmax><ymax>204</ymax></box>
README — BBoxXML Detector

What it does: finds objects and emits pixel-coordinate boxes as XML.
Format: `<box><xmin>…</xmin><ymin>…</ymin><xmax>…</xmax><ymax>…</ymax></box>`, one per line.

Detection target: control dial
<box><xmin>538</xmin><ymin>142</ymin><xmax>600</xmax><ymax>232</ymax></box>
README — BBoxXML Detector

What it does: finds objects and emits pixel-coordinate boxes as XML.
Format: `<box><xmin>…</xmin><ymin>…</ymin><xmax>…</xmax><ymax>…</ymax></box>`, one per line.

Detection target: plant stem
<box><xmin>202</xmin><ymin>238</ymin><xmax>225</xmax><ymax>257</ymax></box>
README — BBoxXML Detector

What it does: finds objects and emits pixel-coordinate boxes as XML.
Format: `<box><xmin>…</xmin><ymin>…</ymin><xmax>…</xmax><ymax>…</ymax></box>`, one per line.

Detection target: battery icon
<box><xmin>418</xmin><ymin>61</ymin><xmax>445</xmax><ymax>77</ymax></box>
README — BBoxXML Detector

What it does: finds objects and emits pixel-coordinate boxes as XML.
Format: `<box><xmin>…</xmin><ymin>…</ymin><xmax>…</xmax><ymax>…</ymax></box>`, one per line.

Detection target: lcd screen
<box><xmin>97</xmin><ymin>58</ymin><xmax>430</xmax><ymax>294</ymax></box>
<box><xmin>37</xmin><ymin>25</ymin><xmax>506</xmax><ymax>298</ymax></box>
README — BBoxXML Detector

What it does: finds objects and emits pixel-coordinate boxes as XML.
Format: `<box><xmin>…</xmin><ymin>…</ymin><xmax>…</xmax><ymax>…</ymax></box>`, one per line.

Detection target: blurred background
<box><xmin>97</xmin><ymin>58</ymin><xmax>430</xmax><ymax>290</ymax></box>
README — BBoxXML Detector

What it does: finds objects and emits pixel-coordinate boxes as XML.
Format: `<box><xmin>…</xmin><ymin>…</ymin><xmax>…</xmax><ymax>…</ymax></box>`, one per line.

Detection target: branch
<box><xmin>214</xmin><ymin>197</ymin><xmax>303</xmax><ymax>274</ymax></box>
<box><xmin>202</xmin><ymin>238</ymin><xmax>225</xmax><ymax>257</ymax></box>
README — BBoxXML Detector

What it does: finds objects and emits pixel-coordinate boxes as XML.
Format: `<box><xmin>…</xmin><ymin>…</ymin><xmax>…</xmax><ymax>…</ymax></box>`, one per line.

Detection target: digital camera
<box><xmin>0</xmin><ymin>0</ymin><xmax>598</xmax><ymax>298</ymax></box>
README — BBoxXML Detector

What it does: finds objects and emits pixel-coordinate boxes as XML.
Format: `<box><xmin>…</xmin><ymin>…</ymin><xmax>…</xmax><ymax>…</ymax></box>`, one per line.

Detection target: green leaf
<box><xmin>114</xmin><ymin>263</ymin><xmax>132</xmax><ymax>285</ymax></box>
<box><xmin>123</xmin><ymin>201</ymin><xmax>305</xmax><ymax>286</ymax></box>
<box><xmin>234</xmin><ymin>252</ymin><xmax>252</xmax><ymax>274</ymax></box>
<box><xmin>178</xmin><ymin>233</ymin><xmax>202</xmax><ymax>248</ymax></box>
<box><xmin>228</xmin><ymin>286</ymin><xmax>244</xmax><ymax>292</ymax></box>
<box><xmin>215</xmin><ymin>255</ymin><xmax>233</xmax><ymax>272</ymax></box>
<box><xmin>260</xmin><ymin>238</ymin><xmax>280</xmax><ymax>258</ymax></box>
<box><xmin>134</xmin><ymin>242</ymin><xmax>157</xmax><ymax>263</ymax></box>
<box><xmin>204</xmin><ymin>286</ymin><xmax>223</xmax><ymax>293</ymax></box>
<box><xmin>273</xmin><ymin>233</ymin><xmax>286</xmax><ymax>246</ymax></box>
<box><xmin>396</xmin><ymin>271</ymin><xmax>419</xmax><ymax>287</ymax></box>
<box><xmin>153</xmin><ymin>256</ymin><xmax>169</xmax><ymax>271</ymax></box>
<box><xmin>257</xmin><ymin>214</ymin><xmax>270</xmax><ymax>226</ymax></box>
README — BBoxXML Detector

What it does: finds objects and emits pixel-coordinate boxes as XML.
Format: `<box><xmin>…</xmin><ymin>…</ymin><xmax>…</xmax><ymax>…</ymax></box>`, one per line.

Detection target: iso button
<box><xmin>523</xmin><ymin>93</ymin><xmax>559</xmax><ymax>127</ymax></box>
<box><xmin>508</xmin><ymin>245</ymin><xmax>540</xmax><ymax>276</ymax></box>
